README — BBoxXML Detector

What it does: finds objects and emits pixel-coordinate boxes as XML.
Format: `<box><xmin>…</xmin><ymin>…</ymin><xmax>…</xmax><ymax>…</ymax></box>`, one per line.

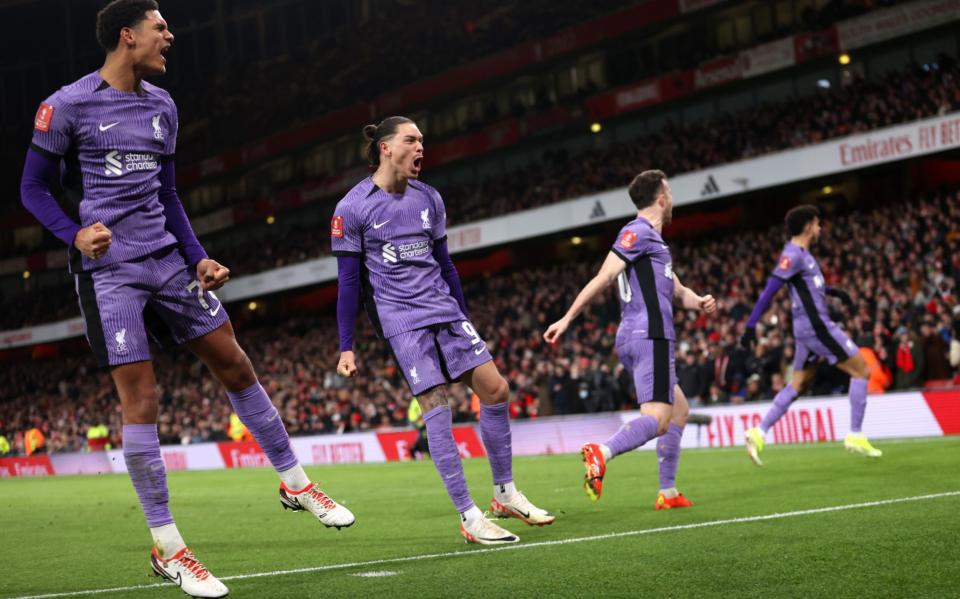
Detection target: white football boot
<box><xmin>279</xmin><ymin>481</ymin><xmax>355</xmax><ymax>529</ymax></box>
<box><xmin>150</xmin><ymin>546</ymin><xmax>229</xmax><ymax>598</ymax></box>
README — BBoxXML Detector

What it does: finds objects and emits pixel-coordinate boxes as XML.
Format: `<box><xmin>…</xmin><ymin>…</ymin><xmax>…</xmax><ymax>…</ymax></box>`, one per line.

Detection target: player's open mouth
<box><xmin>412</xmin><ymin>156</ymin><xmax>422</xmax><ymax>173</ymax></box>
<box><xmin>160</xmin><ymin>46</ymin><xmax>169</xmax><ymax>64</ymax></box>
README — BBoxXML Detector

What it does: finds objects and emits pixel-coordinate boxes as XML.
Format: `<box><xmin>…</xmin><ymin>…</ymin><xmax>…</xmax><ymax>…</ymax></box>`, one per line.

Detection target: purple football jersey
<box><xmin>30</xmin><ymin>71</ymin><xmax>178</xmax><ymax>273</ymax></box>
<box><xmin>610</xmin><ymin>217</ymin><xmax>675</xmax><ymax>342</ymax></box>
<box><xmin>772</xmin><ymin>242</ymin><xmax>833</xmax><ymax>338</ymax></box>
<box><xmin>331</xmin><ymin>177</ymin><xmax>464</xmax><ymax>338</ymax></box>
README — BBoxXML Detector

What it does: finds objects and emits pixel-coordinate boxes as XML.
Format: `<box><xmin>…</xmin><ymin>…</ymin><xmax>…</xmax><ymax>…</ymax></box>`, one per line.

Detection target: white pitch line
<box><xmin>11</xmin><ymin>490</ymin><xmax>960</xmax><ymax>599</ymax></box>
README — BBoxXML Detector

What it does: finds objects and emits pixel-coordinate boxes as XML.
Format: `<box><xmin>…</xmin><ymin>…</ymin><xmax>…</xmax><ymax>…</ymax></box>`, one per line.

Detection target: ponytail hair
<box><xmin>363</xmin><ymin>116</ymin><xmax>414</xmax><ymax>168</ymax></box>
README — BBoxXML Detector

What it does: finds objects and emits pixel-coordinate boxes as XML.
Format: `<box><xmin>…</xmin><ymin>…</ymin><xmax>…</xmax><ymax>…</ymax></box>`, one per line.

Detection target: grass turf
<box><xmin>2</xmin><ymin>436</ymin><xmax>959</xmax><ymax>598</ymax></box>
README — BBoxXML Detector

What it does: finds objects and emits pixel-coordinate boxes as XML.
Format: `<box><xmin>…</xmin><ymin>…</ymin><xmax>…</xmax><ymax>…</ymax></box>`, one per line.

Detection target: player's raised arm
<box><xmin>672</xmin><ymin>273</ymin><xmax>716</xmax><ymax>314</ymax></box>
<box><xmin>544</xmin><ymin>251</ymin><xmax>626</xmax><ymax>343</ymax></box>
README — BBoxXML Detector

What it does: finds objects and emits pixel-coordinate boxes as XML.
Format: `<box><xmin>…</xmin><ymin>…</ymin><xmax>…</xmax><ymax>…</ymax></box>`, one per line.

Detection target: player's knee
<box><xmin>123</xmin><ymin>384</ymin><xmax>160</xmax><ymax>423</ymax></box>
<box><xmin>655</xmin><ymin>416</ymin><xmax>671</xmax><ymax>436</ymax></box>
<box><xmin>219</xmin><ymin>348</ymin><xmax>256</xmax><ymax>389</ymax></box>
<box><xmin>485</xmin><ymin>376</ymin><xmax>509</xmax><ymax>404</ymax></box>
<box><xmin>672</xmin><ymin>405</ymin><xmax>690</xmax><ymax>427</ymax></box>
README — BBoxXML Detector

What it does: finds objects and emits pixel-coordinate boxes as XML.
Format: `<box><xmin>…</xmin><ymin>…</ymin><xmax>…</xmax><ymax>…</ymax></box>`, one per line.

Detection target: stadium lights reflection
<box><xmin>822</xmin><ymin>185</ymin><xmax>833</xmax><ymax>195</ymax></box>
<box><xmin>839</xmin><ymin>53</ymin><xmax>851</xmax><ymax>65</ymax></box>
<box><xmin>22</xmin><ymin>270</ymin><xmax>30</xmax><ymax>280</ymax></box>
<box><xmin>248</xmin><ymin>301</ymin><xmax>258</xmax><ymax>311</ymax></box>
<box><xmin>266</xmin><ymin>215</ymin><xmax>276</xmax><ymax>225</ymax></box>
<box><xmin>590</xmin><ymin>122</ymin><xmax>602</xmax><ymax>133</ymax></box>
<box><xmin>571</xmin><ymin>236</ymin><xmax>583</xmax><ymax>245</ymax></box>
<box><xmin>816</xmin><ymin>79</ymin><xmax>831</xmax><ymax>89</ymax></box>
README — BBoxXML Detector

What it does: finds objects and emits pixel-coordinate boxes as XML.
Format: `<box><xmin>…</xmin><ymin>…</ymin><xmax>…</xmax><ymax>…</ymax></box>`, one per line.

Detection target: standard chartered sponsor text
<box><xmin>398</xmin><ymin>240</ymin><xmax>430</xmax><ymax>259</ymax></box>
<box><xmin>124</xmin><ymin>152</ymin><xmax>158</xmax><ymax>171</ymax></box>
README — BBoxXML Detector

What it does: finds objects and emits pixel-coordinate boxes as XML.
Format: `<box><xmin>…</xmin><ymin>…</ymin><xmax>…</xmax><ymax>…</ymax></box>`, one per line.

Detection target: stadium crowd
<box><xmin>2</xmin><ymin>189</ymin><xmax>958</xmax><ymax>456</ymax></box>
<box><xmin>4</xmin><ymin>54</ymin><xmax>957</xmax><ymax>331</ymax></box>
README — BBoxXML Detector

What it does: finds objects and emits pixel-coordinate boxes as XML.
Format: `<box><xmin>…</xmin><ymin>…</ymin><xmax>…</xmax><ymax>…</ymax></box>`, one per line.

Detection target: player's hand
<box><xmin>543</xmin><ymin>318</ymin><xmax>570</xmax><ymax>345</ymax></box>
<box><xmin>699</xmin><ymin>294</ymin><xmax>717</xmax><ymax>315</ymax></box>
<box><xmin>74</xmin><ymin>222</ymin><xmax>112</xmax><ymax>260</ymax></box>
<box><xmin>337</xmin><ymin>351</ymin><xmax>358</xmax><ymax>377</ymax></box>
<box><xmin>740</xmin><ymin>327</ymin><xmax>756</xmax><ymax>350</ymax></box>
<box><xmin>196</xmin><ymin>259</ymin><xmax>230</xmax><ymax>291</ymax></box>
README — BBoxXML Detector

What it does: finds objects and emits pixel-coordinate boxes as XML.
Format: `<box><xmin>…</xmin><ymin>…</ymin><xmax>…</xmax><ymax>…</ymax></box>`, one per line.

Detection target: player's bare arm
<box><xmin>544</xmin><ymin>251</ymin><xmax>626</xmax><ymax>343</ymax></box>
<box><xmin>672</xmin><ymin>273</ymin><xmax>716</xmax><ymax>314</ymax></box>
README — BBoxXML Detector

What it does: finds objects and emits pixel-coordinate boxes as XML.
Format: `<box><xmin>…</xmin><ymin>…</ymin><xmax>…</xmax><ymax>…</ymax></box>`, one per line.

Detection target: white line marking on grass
<box><xmin>12</xmin><ymin>490</ymin><xmax>960</xmax><ymax>599</ymax></box>
<box><xmin>350</xmin><ymin>570</ymin><xmax>400</xmax><ymax>578</ymax></box>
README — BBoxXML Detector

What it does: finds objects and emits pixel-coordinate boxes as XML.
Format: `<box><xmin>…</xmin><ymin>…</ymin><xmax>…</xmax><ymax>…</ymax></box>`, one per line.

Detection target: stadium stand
<box><xmin>2</xmin><ymin>188</ymin><xmax>957</xmax><ymax>456</ymax></box>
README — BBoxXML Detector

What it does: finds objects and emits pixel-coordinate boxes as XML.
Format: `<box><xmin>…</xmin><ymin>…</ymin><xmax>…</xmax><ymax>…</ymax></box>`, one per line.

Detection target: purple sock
<box><xmin>760</xmin><ymin>384</ymin><xmax>798</xmax><ymax>432</ymax></box>
<box><xmin>479</xmin><ymin>402</ymin><xmax>513</xmax><ymax>485</ymax></box>
<box><xmin>656</xmin><ymin>423</ymin><xmax>684</xmax><ymax>489</ymax></box>
<box><xmin>424</xmin><ymin>406</ymin><xmax>474</xmax><ymax>513</ymax></box>
<box><xmin>123</xmin><ymin>424</ymin><xmax>173</xmax><ymax>528</ymax></box>
<box><xmin>227</xmin><ymin>381</ymin><xmax>298</xmax><ymax>472</ymax></box>
<box><xmin>605</xmin><ymin>414</ymin><xmax>659</xmax><ymax>458</ymax></box>
<box><xmin>849</xmin><ymin>378</ymin><xmax>868</xmax><ymax>433</ymax></box>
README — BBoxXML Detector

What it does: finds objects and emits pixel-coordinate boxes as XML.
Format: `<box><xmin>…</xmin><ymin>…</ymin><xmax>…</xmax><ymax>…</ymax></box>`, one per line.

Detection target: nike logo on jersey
<box><xmin>372</xmin><ymin>220</ymin><xmax>391</xmax><ymax>229</ymax></box>
<box><xmin>98</xmin><ymin>122</ymin><xmax>119</xmax><ymax>131</ymax></box>
<box><xmin>474</xmin><ymin>344</ymin><xmax>486</xmax><ymax>355</ymax></box>
<box><xmin>209</xmin><ymin>302</ymin><xmax>222</xmax><ymax>317</ymax></box>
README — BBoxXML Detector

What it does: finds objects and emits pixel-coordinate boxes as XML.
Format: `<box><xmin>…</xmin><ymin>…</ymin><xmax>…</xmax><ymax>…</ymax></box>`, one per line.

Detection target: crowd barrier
<box><xmin>2</xmin><ymin>390</ymin><xmax>957</xmax><ymax>477</ymax></box>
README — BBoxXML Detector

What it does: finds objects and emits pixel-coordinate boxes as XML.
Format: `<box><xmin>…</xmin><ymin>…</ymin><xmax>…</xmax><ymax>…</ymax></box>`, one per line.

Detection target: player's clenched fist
<box><xmin>337</xmin><ymin>351</ymin><xmax>357</xmax><ymax>377</ymax></box>
<box><xmin>699</xmin><ymin>294</ymin><xmax>717</xmax><ymax>314</ymax></box>
<box><xmin>543</xmin><ymin>318</ymin><xmax>570</xmax><ymax>344</ymax></box>
<box><xmin>74</xmin><ymin>222</ymin><xmax>112</xmax><ymax>260</ymax></box>
<box><xmin>196</xmin><ymin>259</ymin><xmax>230</xmax><ymax>291</ymax></box>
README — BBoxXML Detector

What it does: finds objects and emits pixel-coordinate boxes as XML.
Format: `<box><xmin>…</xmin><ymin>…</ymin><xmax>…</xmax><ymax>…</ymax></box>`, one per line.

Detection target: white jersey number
<box><xmin>461</xmin><ymin>321</ymin><xmax>482</xmax><ymax>346</ymax></box>
<box><xmin>617</xmin><ymin>271</ymin><xmax>632</xmax><ymax>303</ymax></box>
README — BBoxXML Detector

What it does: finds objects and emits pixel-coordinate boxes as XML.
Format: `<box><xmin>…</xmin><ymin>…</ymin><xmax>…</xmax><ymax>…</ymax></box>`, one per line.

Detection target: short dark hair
<box><xmin>363</xmin><ymin>116</ymin><xmax>415</xmax><ymax>168</ymax></box>
<box><xmin>627</xmin><ymin>170</ymin><xmax>667</xmax><ymax>209</ymax></box>
<box><xmin>96</xmin><ymin>0</ymin><xmax>159</xmax><ymax>51</ymax></box>
<box><xmin>785</xmin><ymin>204</ymin><xmax>820</xmax><ymax>236</ymax></box>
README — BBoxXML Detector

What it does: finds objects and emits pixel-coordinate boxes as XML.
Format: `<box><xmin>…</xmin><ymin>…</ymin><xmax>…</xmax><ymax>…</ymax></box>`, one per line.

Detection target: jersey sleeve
<box><xmin>331</xmin><ymin>200</ymin><xmax>363</xmax><ymax>256</ymax></box>
<box><xmin>163</xmin><ymin>95</ymin><xmax>178</xmax><ymax>158</ymax></box>
<box><xmin>772</xmin><ymin>247</ymin><xmax>802</xmax><ymax>280</ymax></box>
<box><xmin>29</xmin><ymin>91</ymin><xmax>77</xmax><ymax>158</ymax></box>
<box><xmin>610</xmin><ymin>224</ymin><xmax>651</xmax><ymax>264</ymax></box>
<box><xmin>430</xmin><ymin>187</ymin><xmax>447</xmax><ymax>241</ymax></box>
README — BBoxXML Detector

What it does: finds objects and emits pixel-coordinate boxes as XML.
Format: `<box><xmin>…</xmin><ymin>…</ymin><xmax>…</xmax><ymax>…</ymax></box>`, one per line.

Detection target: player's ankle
<box><xmin>460</xmin><ymin>504</ymin><xmax>483</xmax><ymax>526</ymax></box>
<box><xmin>600</xmin><ymin>444</ymin><xmax>613</xmax><ymax>461</ymax></box>
<box><xmin>150</xmin><ymin>523</ymin><xmax>186</xmax><ymax>559</ymax></box>
<box><xmin>278</xmin><ymin>464</ymin><xmax>310</xmax><ymax>491</ymax></box>
<box><xmin>494</xmin><ymin>481</ymin><xmax>518</xmax><ymax>502</ymax></box>
<box><xmin>659</xmin><ymin>487</ymin><xmax>679</xmax><ymax>499</ymax></box>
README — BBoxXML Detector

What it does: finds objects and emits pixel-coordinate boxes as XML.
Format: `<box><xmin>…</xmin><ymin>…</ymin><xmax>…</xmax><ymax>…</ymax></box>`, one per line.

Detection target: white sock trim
<box><xmin>278</xmin><ymin>464</ymin><xmax>310</xmax><ymax>491</ymax></box>
<box><xmin>150</xmin><ymin>523</ymin><xmax>186</xmax><ymax>559</ymax></box>
<box><xmin>600</xmin><ymin>444</ymin><xmax>613</xmax><ymax>461</ymax></box>
<box><xmin>494</xmin><ymin>481</ymin><xmax>518</xmax><ymax>502</ymax></box>
<box><xmin>460</xmin><ymin>505</ymin><xmax>483</xmax><ymax>526</ymax></box>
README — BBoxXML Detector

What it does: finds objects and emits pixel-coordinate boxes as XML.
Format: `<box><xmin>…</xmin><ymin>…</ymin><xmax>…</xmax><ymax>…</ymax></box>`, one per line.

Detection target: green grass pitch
<box><xmin>2</xmin><ymin>436</ymin><xmax>959</xmax><ymax>598</ymax></box>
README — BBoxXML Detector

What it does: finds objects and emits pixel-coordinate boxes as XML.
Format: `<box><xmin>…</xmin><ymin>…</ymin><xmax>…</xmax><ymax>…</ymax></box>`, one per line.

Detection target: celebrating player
<box><xmin>740</xmin><ymin>205</ymin><xmax>880</xmax><ymax>464</ymax></box>
<box><xmin>544</xmin><ymin>170</ymin><xmax>716</xmax><ymax>507</ymax></box>
<box><xmin>19</xmin><ymin>2</ymin><xmax>353</xmax><ymax>596</ymax></box>
<box><xmin>333</xmin><ymin>116</ymin><xmax>554</xmax><ymax>545</ymax></box>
